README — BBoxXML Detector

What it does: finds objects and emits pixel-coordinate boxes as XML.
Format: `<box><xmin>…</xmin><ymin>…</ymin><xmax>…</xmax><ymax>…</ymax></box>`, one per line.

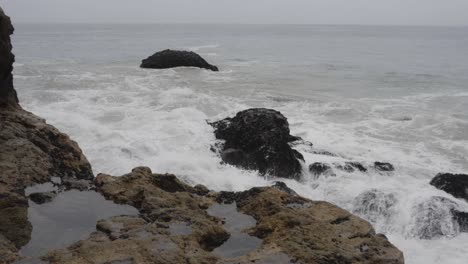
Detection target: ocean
<box><xmin>11</xmin><ymin>24</ymin><xmax>468</xmax><ymax>263</ymax></box>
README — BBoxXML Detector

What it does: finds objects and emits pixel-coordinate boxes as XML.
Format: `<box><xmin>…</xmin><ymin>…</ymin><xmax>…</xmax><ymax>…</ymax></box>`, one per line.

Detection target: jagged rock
<box><xmin>309</xmin><ymin>162</ymin><xmax>336</xmax><ymax>178</ymax></box>
<box><xmin>374</xmin><ymin>162</ymin><xmax>395</xmax><ymax>172</ymax></box>
<box><xmin>140</xmin><ymin>49</ymin><xmax>219</xmax><ymax>71</ymax></box>
<box><xmin>211</xmin><ymin>108</ymin><xmax>304</xmax><ymax>180</ymax></box>
<box><xmin>44</xmin><ymin>168</ymin><xmax>404</xmax><ymax>264</ymax></box>
<box><xmin>430</xmin><ymin>173</ymin><xmax>468</xmax><ymax>201</ymax></box>
<box><xmin>0</xmin><ymin>7</ymin><xmax>94</xmax><ymax>261</ymax></box>
<box><xmin>29</xmin><ymin>191</ymin><xmax>57</xmax><ymax>204</ymax></box>
<box><xmin>0</xmin><ymin>7</ymin><xmax>17</xmax><ymax>109</ymax></box>
<box><xmin>335</xmin><ymin>161</ymin><xmax>367</xmax><ymax>173</ymax></box>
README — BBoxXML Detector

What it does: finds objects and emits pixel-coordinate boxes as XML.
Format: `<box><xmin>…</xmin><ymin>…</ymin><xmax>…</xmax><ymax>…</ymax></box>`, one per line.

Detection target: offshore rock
<box><xmin>140</xmin><ymin>49</ymin><xmax>219</xmax><ymax>71</ymax></box>
<box><xmin>44</xmin><ymin>168</ymin><xmax>404</xmax><ymax>264</ymax></box>
<box><xmin>211</xmin><ymin>108</ymin><xmax>304</xmax><ymax>180</ymax></box>
<box><xmin>430</xmin><ymin>173</ymin><xmax>468</xmax><ymax>201</ymax></box>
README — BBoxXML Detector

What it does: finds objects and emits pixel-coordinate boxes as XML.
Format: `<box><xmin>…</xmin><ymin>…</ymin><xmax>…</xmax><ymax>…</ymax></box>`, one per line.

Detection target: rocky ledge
<box><xmin>140</xmin><ymin>49</ymin><xmax>219</xmax><ymax>71</ymax></box>
<box><xmin>42</xmin><ymin>167</ymin><xmax>404</xmax><ymax>264</ymax></box>
<box><xmin>0</xmin><ymin>7</ymin><xmax>94</xmax><ymax>263</ymax></box>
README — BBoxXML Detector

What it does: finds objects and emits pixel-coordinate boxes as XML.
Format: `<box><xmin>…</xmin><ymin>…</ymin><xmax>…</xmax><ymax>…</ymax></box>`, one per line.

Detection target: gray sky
<box><xmin>1</xmin><ymin>0</ymin><xmax>468</xmax><ymax>26</ymax></box>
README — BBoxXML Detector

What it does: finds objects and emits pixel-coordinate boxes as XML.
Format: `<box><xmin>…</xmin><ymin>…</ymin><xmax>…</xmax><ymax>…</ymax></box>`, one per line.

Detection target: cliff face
<box><xmin>0</xmin><ymin>7</ymin><xmax>18</xmax><ymax>108</ymax></box>
<box><xmin>0</xmin><ymin>7</ymin><xmax>94</xmax><ymax>262</ymax></box>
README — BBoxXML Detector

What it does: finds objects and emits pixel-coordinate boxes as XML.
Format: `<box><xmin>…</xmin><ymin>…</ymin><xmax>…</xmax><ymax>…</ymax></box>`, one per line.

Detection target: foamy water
<box><xmin>12</xmin><ymin>24</ymin><xmax>468</xmax><ymax>264</ymax></box>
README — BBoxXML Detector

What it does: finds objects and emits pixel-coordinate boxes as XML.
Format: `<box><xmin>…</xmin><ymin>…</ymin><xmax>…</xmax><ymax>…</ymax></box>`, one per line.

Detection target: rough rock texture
<box><xmin>335</xmin><ymin>162</ymin><xmax>368</xmax><ymax>173</ymax></box>
<box><xmin>0</xmin><ymin>7</ymin><xmax>94</xmax><ymax>262</ymax></box>
<box><xmin>0</xmin><ymin>234</ymin><xmax>18</xmax><ymax>264</ymax></box>
<box><xmin>374</xmin><ymin>162</ymin><xmax>395</xmax><ymax>172</ymax></box>
<box><xmin>309</xmin><ymin>162</ymin><xmax>336</xmax><ymax>178</ymax></box>
<box><xmin>211</xmin><ymin>108</ymin><xmax>304</xmax><ymax>180</ymax></box>
<box><xmin>218</xmin><ymin>187</ymin><xmax>404</xmax><ymax>264</ymax></box>
<box><xmin>45</xmin><ymin>168</ymin><xmax>404</xmax><ymax>264</ymax></box>
<box><xmin>430</xmin><ymin>173</ymin><xmax>468</xmax><ymax>201</ymax></box>
<box><xmin>140</xmin><ymin>49</ymin><xmax>219</xmax><ymax>71</ymax></box>
<box><xmin>0</xmin><ymin>103</ymin><xmax>94</xmax><ymax>261</ymax></box>
<box><xmin>0</xmin><ymin>7</ymin><xmax>18</xmax><ymax>109</ymax></box>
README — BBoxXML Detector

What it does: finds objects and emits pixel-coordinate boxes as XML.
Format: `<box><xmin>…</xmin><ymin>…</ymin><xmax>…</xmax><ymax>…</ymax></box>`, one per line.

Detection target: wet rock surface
<box><xmin>309</xmin><ymin>162</ymin><xmax>336</xmax><ymax>178</ymax></box>
<box><xmin>0</xmin><ymin>7</ymin><xmax>94</xmax><ymax>262</ymax></box>
<box><xmin>211</xmin><ymin>108</ymin><xmax>304</xmax><ymax>180</ymax></box>
<box><xmin>0</xmin><ymin>108</ymin><xmax>94</xmax><ymax>255</ymax></box>
<box><xmin>430</xmin><ymin>173</ymin><xmax>468</xmax><ymax>201</ymax></box>
<box><xmin>217</xmin><ymin>185</ymin><xmax>404</xmax><ymax>264</ymax></box>
<box><xmin>39</xmin><ymin>168</ymin><xmax>404</xmax><ymax>264</ymax></box>
<box><xmin>140</xmin><ymin>49</ymin><xmax>219</xmax><ymax>71</ymax></box>
<box><xmin>374</xmin><ymin>162</ymin><xmax>395</xmax><ymax>172</ymax></box>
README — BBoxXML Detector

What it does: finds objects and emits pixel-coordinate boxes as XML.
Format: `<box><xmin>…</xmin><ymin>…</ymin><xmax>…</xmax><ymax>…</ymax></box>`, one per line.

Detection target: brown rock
<box><xmin>45</xmin><ymin>168</ymin><xmax>404</xmax><ymax>264</ymax></box>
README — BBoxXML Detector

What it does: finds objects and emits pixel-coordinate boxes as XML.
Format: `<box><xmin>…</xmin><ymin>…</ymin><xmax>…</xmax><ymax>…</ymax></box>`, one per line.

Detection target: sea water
<box><xmin>11</xmin><ymin>24</ymin><xmax>468</xmax><ymax>263</ymax></box>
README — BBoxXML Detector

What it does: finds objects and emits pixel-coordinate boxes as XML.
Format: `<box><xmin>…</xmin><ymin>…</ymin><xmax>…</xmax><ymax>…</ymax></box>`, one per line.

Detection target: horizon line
<box><xmin>11</xmin><ymin>22</ymin><xmax>468</xmax><ymax>28</ymax></box>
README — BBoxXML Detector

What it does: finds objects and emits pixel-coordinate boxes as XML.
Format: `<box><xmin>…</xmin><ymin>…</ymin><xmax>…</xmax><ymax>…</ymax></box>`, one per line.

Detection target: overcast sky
<box><xmin>1</xmin><ymin>0</ymin><xmax>468</xmax><ymax>26</ymax></box>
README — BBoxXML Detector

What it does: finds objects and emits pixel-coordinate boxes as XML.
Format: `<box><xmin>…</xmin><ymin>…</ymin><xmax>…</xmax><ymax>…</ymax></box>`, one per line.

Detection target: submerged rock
<box><xmin>211</xmin><ymin>108</ymin><xmax>304</xmax><ymax>180</ymax></box>
<box><xmin>353</xmin><ymin>189</ymin><xmax>397</xmax><ymax>224</ymax></box>
<box><xmin>140</xmin><ymin>49</ymin><xmax>219</xmax><ymax>71</ymax></box>
<box><xmin>410</xmin><ymin>196</ymin><xmax>461</xmax><ymax>239</ymax></box>
<box><xmin>28</xmin><ymin>191</ymin><xmax>57</xmax><ymax>204</ymax></box>
<box><xmin>309</xmin><ymin>162</ymin><xmax>335</xmax><ymax>178</ymax></box>
<box><xmin>374</xmin><ymin>162</ymin><xmax>395</xmax><ymax>172</ymax></box>
<box><xmin>430</xmin><ymin>173</ymin><xmax>468</xmax><ymax>201</ymax></box>
<box><xmin>335</xmin><ymin>161</ymin><xmax>368</xmax><ymax>173</ymax></box>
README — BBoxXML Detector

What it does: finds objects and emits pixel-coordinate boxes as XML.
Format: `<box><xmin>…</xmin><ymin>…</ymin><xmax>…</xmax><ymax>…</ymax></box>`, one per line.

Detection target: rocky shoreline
<box><xmin>2</xmin><ymin>6</ymin><xmax>465</xmax><ymax>264</ymax></box>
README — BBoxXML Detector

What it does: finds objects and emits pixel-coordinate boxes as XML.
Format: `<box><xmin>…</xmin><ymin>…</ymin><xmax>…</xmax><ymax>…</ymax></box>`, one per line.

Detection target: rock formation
<box><xmin>0</xmin><ymin>7</ymin><xmax>94</xmax><ymax>262</ymax></box>
<box><xmin>0</xmin><ymin>7</ymin><xmax>17</xmax><ymax>108</ymax></box>
<box><xmin>430</xmin><ymin>173</ymin><xmax>468</xmax><ymax>201</ymax></box>
<box><xmin>43</xmin><ymin>167</ymin><xmax>404</xmax><ymax>264</ymax></box>
<box><xmin>140</xmin><ymin>49</ymin><xmax>219</xmax><ymax>71</ymax></box>
<box><xmin>211</xmin><ymin>108</ymin><xmax>304</xmax><ymax>180</ymax></box>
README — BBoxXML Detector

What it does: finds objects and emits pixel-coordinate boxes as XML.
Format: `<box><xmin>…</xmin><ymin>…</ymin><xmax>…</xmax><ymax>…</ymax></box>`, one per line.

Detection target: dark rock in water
<box><xmin>374</xmin><ymin>162</ymin><xmax>395</xmax><ymax>172</ymax></box>
<box><xmin>335</xmin><ymin>162</ymin><xmax>367</xmax><ymax>173</ymax></box>
<box><xmin>430</xmin><ymin>173</ymin><xmax>468</xmax><ymax>201</ymax></box>
<box><xmin>210</xmin><ymin>108</ymin><xmax>304</xmax><ymax>180</ymax></box>
<box><xmin>309</xmin><ymin>162</ymin><xmax>335</xmax><ymax>178</ymax></box>
<box><xmin>0</xmin><ymin>7</ymin><xmax>18</xmax><ymax>109</ymax></box>
<box><xmin>28</xmin><ymin>191</ymin><xmax>57</xmax><ymax>204</ymax></box>
<box><xmin>140</xmin><ymin>49</ymin><xmax>219</xmax><ymax>71</ymax></box>
<box><xmin>452</xmin><ymin>210</ymin><xmax>468</xmax><ymax>232</ymax></box>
